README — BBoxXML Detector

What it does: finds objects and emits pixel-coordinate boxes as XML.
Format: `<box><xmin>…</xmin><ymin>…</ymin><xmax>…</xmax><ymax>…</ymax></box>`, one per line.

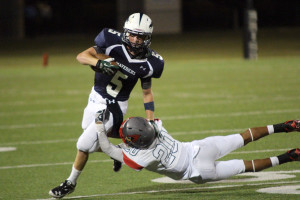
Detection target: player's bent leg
<box><xmin>214</xmin><ymin>159</ymin><xmax>245</xmax><ymax>180</ymax></box>
<box><xmin>77</xmin><ymin>122</ymin><xmax>100</xmax><ymax>153</ymax></box>
<box><xmin>49</xmin><ymin>120</ymin><xmax>99</xmax><ymax>198</ymax></box>
<box><xmin>241</xmin><ymin>120</ymin><xmax>300</xmax><ymax>146</ymax></box>
<box><xmin>244</xmin><ymin>158</ymin><xmax>272</xmax><ymax>172</ymax></box>
<box><xmin>194</xmin><ymin>135</ymin><xmax>244</xmax><ymax>181</ymax></box>
<box><xmin>199</xmin><ymin>160</ymin><xmax>245</xmax><ymax>182</ymax></box>
<box><xmin>240</xmin><ymin>127</ymin><xmax>269</xmax><ymax>145</ymax></box>
<box><xmin>244</xmin><ymin>148</ymin><xmax>300</xmax><ymax>172</ymax></box>
<box><xmin>73</xmin><ymin>150</ymin><xmax>89</xmax><ymax>171</ymax></box>
<box><xmin>199</xmin><ymin>134</ymin><xmax>244</xmax><ymax>160</ymax></box>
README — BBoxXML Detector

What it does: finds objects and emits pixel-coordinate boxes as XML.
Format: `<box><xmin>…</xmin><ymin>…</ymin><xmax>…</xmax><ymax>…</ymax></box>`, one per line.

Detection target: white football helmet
<box><xmin>122</xmin><ymin>13</ymin><xmax>153</xmax><ymax>55</ymax></box>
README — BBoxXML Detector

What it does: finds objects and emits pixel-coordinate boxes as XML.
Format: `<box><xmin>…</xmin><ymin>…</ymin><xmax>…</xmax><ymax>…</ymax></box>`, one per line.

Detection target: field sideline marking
<box><xmin>161</xmin><ymin>108</ymin><xmax>300</xmax><ymax>120</ymax></box>
<box><xmin>0</xmin><ymin>95</ymin><xmax>300</xmax><ymax>110</ymax></box>
<box><xmin>0</xmin><ymin>109</ymin><xmax>68</xmax><ymax>116</ymax></box>
<box><xmin>28</xmin><ymin>180</ymin><xmax>300</xmax><ymax>200</ymax></box>
<box><xmin>0</xmin><ymin>159</ymin><xmax>112</xmax><ymax>170</ymax></box>
<box><xmin>0</xmin><ymin>148</ymin><xmax>291</xmax><ymax>170</ymax></box>
<box><xmin>0</xmin><ymin>128</ymin><xmax>244</xmax><ymax>146</ymax></box>
<box><xmin>1</xmin><ymin>108</ymin><xmax>300</xmax><ymax>130</ymax></box>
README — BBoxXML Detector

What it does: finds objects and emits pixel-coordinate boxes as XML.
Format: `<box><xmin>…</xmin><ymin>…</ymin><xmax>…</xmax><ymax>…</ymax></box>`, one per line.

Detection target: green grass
<box><xmin>0</xmin><ymin>28</ymin><xmax>300</xmax><ymax>199</ymax></box>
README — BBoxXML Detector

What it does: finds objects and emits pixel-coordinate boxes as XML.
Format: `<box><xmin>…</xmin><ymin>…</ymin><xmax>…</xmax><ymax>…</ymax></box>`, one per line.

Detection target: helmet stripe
<box><xmin>139</xmin><ymin>13</ymin><xmax>144</xmax><ymax>26</ymax></box>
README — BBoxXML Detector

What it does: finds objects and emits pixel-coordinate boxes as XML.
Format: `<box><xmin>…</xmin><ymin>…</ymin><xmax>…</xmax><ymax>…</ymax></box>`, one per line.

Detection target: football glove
<box><xmin>149</xmin><ymin>120</ymin><xmax>159</xmax><ymax>136</ymax></box>
<box><xmin>95</xmin><ymin>58</ymin><xmax>119</xmax><ymax>76</ymax></box>
<box><xmin>95</xmin><ymin>109</ymin><xmax>110</xmax><ymax>134</ymax></box>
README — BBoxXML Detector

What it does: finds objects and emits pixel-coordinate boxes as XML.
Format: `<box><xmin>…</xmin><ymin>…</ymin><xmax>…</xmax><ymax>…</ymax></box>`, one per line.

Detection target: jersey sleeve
<box><xmin>148</xmin><ymin>50</ymin><xmax>164</xmax><ymax>78</ymax></box>
<box><xmin>94</xmin><ymin>28</ymin><xmax>122</xmax><ymax>52</ymax></box>
<box><xmin>122</xmin><ymin>152</ymin><xmax>144</xmax><ymax>171</ymax></box>
<box><xmin>94</xmin><ymin>28</ymin><xmax>107</xmax><ymax>49</ymax></box>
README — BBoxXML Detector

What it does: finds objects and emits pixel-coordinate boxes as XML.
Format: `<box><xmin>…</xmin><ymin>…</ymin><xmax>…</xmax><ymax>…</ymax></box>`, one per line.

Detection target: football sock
<box><xmin>277</xmin><ymin>152</ymin><xmax>292</xmax><ymax>164</ymax></box>
<box><xmin>273</xmin><ymin>123</ymin><xmax>287</xmax><ymax>133</ymax></box>
<box><xmin>67</xmin><ymin>165</ymin><xmax>81</xmax><ymax>185</ymax></box>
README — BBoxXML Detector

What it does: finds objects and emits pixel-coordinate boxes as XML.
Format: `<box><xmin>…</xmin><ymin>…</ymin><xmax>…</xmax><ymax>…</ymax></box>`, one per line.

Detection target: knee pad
<box><xmin>76</xmin><ymin>136</ymin><xmax>89</xmax><ymax>152</ymax></box>
<box><xmin>76</xmin><ymin>137</ymin><xmax>99</xmax><ymax>153</ymax></box>
<box><xmin>76</xmin><ymin>122</ymin><xmax>100</xmax><ymax>153</ymax></box>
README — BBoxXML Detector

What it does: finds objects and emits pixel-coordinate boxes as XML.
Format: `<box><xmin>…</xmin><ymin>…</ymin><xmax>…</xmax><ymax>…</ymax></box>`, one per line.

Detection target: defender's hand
<box><xmin>149</xmin><ymin>120</ymin><xmax>159</xmax><ymax>136</ymax></box>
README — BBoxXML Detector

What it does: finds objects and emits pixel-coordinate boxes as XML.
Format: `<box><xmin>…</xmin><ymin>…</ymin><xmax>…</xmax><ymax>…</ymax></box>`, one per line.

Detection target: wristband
<box><xmin>144</xmin><ymin>101</ymin><xmax>154</xmax><ymax>112</ymax></box>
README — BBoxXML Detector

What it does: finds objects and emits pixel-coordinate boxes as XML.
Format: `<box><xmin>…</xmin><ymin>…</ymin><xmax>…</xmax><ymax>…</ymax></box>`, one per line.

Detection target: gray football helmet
<box><xmin>119</xmin><ymin>117</ymin><xmax>156</xmax><ymax>149</ymax></box>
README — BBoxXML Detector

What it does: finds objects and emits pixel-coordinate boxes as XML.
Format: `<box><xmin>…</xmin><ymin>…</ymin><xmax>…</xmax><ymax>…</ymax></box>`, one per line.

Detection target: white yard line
<box><xmin>1</xmin><ymin>108</ymin><xmax>299</xmax><ymax>130</ymax></box>
<box><xmin>0</xmin><ymin>159</ymin><xmax>112</xmax><ymax>170</ymax></box>
<box><xmin>0</xmin><ymin>109</ymin><xmax>68</xmax><ymax>117</ymax></box>
<box><xmin>0</xmin><ymin>94</ymin><xmax>299</xmax><ymax>108</ymax></box>
<box><xmin>161</xmin><ymin>108</ymin><xmax>300</xmax><ymax>120</ymax></box>
<box><xmin>0</xmin><ymin>122</ymin><xmax>77</xmax><ymax>130</ymax></box>
<box><xmin>0</xmin><ymin>138</ymin><xmax>78</xmax><ymax>146</ymax></box>
<box><xmin>0</xmin><ymin>128</ymin><xmax>241</xmax><ymax>146</ymax></box>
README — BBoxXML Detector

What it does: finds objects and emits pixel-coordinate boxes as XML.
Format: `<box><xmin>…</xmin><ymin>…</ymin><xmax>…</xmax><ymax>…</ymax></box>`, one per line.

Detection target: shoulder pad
<box><xmin>94</xmin><ymin>28</ymin><xmax>122</xmax><ymax>48</ymax></box>
<box><xmin>148</xmin><ymin>50</ymin><xmax>164</xmax><ymax>78</ymax></box>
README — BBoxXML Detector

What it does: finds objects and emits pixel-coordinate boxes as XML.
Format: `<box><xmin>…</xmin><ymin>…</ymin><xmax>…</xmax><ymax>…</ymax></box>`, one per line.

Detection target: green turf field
<box><xmin>0</xmin><ymin>28</ymin><xmax>300</xmax><ymax>199</ymax></box>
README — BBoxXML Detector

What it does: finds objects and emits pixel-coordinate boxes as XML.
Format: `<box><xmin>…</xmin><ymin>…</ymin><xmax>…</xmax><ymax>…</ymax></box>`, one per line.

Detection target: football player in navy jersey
<box><xmin>49</xmin><ymin>13</ymin><xmax>164</xmax><ymax>198</ymax></box>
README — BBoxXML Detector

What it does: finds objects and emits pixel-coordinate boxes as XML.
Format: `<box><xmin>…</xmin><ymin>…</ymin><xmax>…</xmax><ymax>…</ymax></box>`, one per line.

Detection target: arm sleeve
<box><xmin>93</xmin><ymin>46</ymin><xmax>105</xmax><ymax>54</ymax></box>
<box><xmin>140</xmin><ymin>77</ymin><xmax>152</xmax><ymax>89</ymax></box>
<box><xmin>97</xmin><ymin>125</ymin><xmax>123</xmax><ymax>162</ymax></box>
<box><xmin>94</xmin><ymin>29</ymin><xmax>107</xmax><ymax>48</ymax></box>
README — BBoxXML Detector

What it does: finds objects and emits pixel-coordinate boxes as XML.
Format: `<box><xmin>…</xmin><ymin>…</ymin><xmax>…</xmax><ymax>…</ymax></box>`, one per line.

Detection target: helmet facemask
<box><xmin>122</xmin><ymin>29</ymin><xmax>151</xmax><ymax>55</ymax></box>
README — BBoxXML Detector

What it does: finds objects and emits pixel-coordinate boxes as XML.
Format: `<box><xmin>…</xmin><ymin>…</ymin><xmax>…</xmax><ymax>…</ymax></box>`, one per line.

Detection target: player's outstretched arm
<box><xmin>95</xmin><ymin>111</ymin><xmax>123</xmax><ymax>162</ymax></box>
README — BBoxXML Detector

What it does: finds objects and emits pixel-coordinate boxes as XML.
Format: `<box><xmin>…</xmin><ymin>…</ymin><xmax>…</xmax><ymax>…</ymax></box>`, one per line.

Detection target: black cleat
<box><xmin>287</xmin><ymin>148</ymin><xmax>300</xmax><ymax>161</ymax></box>
<box><xmin>49</xmin><ymin>180</ymin><xmax>76</xmax><ymax>198</ymax></box>
<box><xmin>112</xmin><ymin>159</ymin><xmax>122</xmax><ymax>172</ymax></box>
<box><xmin>284</xmin><ymin>120</ymin><xmax>300</xmax><ymax>132</ymax></box>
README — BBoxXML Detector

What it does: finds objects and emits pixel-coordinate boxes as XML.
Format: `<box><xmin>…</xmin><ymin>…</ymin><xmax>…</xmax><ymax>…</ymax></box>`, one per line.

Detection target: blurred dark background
<box><xmin>0</xmin><ymin>0</ymin><xmax>299</xmax><ymax>39</ymax></box>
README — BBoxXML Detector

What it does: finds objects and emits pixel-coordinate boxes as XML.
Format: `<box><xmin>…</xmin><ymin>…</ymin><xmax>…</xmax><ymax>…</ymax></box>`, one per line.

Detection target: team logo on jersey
<box><xmin>140</xmin><ymin>66</ymin><xmax>146</xmax><ymax>71</ymax></box>
<box><xmin>118</xmin><ymin>62</ymin><xmax>136</xmax><ymax>75</ymax></box>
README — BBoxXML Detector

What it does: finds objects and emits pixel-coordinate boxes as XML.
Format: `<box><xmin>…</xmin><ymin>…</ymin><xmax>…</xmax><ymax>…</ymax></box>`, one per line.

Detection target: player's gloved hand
<box><xmin>149</xmin><ymin>120</ymin><xmax>159</xmax><ymax>136</ymax></box>
<box><xmin>95</xmin><ymin>109</ymin><xmax>109</xmax><ymax>134</ymax></box>
<box><xmin>95</xmin><ymin>58</ymin><xmax>119</xmax><ymax>76</ymax></box>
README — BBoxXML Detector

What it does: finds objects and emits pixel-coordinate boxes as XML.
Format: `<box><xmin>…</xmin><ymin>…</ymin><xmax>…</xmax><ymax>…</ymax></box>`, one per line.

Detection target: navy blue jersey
<box><xmin>93</xmin><ymin>28</ymin><xmax>164</xmax><ymax>101</ymax></box>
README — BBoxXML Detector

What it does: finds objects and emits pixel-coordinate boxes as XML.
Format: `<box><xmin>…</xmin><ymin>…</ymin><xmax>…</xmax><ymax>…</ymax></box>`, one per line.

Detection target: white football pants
<box><xmin>76</xmin><ymin>87</ymin><xmax>128</xmax><ymax>153</ymax></box>
<box><xmin>191</xmin><ymin>134</ymin><xmax>245</xmax><ymax>183</ymax></box>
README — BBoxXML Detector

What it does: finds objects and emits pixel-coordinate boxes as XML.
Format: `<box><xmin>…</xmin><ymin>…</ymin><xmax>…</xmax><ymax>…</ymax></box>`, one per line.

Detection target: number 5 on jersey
<box><xmin>106</xmin><ymin>71</ymin><xmax>128</xmax><ymax>98</ymax></box>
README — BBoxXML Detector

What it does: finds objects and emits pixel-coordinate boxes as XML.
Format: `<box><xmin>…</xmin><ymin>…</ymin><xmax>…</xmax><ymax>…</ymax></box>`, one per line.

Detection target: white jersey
<box><xmin>98</xmin><ymin>119</ymin><xmax>245</xmax><ymax>183</ymax></box>
<box><xmin>121</xmin><ymin>120</ymin><xmax>201</xmax><ymax>181</ymax></box>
